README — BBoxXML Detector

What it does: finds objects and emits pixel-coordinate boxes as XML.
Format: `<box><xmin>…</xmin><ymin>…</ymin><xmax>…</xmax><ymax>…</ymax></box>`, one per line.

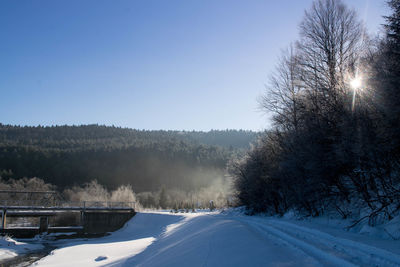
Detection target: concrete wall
<box><xmin>0</xmin><ymin>210</ymin><xmax>135</xmax><ymax>238</ymax></box>
<box><xmin>83</xmin><ymin>211</ymin><xmax>135</xmax><ymax>234</ymax></box>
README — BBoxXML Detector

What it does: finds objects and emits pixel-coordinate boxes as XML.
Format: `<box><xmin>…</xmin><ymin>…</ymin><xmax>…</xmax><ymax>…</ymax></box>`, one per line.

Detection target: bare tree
<box><xmin>259</xmin><ymin>45</ymin><xmax>304</xmax><ymax>133</ymax></box>
<box><xmin>297</xmin><ymin>0</ymin><xmax>364</xmax><ymax>105</ymax></box>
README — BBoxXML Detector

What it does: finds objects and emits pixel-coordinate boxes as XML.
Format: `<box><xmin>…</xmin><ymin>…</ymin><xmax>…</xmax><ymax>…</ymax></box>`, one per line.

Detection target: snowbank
<box><xmin>32</xmin><ymin>212</ymin><xmax>189</xmax><ymax>266</ymax></box>
<box><xmin>0</xmin><ymin>236</ymin><xmax>43</xmax><ymax>261</ymax></box>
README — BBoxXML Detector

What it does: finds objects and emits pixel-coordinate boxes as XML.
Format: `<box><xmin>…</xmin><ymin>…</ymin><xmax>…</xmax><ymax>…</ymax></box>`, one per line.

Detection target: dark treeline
<box><xmin>0</xmin><ymin>124</ymin><xmax>257</xmax><ymax>151</ymax></box>
<box><xmin>0</xmin><ymin>124</ymin><xmax>256</xmax><ymax>192</ymax></box>
<box><xmin>231</xmin><ymin>0</ymin><xmax>400</xmax><ymax>225</ymax></box>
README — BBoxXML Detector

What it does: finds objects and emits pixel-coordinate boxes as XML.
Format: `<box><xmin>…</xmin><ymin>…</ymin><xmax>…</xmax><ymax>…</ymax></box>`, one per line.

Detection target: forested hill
<box><xmin>0</xmin><ymin>124</ymin><xmax>257</xmax><ymax>150</ymax></box>
<box><xmin>0</xmin><ymin>124</ymin><xmax>257</xmax><ymax>191</ymax></box>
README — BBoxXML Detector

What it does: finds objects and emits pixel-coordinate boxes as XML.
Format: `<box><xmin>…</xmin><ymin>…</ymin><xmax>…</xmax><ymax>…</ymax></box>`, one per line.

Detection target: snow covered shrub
<box><xmin>63</xmin><ymin>180</ymin><xmax>141</xmax><ymax>209</ymax></box>
<box><xmin>63</xmin><ymin>180</ymin><xmax>109</xmax><ymax>202</ymax></box>
<box><xmin>110</xmin><ymin>185</ymin><xmax>137</xmax><ymax>203</ymax></box>
<box><xmin>110</xmin><ymin>185</ymin><xmax>141</xmax><ymax>210</ymax></box>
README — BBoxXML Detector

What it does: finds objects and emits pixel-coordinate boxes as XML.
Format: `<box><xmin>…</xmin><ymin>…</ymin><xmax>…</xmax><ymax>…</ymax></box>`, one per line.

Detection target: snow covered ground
<box><xmin>27</xmin><ymin>210</ymin><xmax>400</xmax><ymax>266</ymax></box>
<box><xmin>0</xmin><ymin>235</ymin><xmax>43</xmax><ymax>262</ymax></box>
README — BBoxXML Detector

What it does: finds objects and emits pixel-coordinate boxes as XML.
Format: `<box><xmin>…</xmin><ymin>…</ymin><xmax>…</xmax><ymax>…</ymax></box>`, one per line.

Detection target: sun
<box><xmin>350</xmin><ymin>77</ymin><xmax>362</xmax><ymax>90</ymax></box>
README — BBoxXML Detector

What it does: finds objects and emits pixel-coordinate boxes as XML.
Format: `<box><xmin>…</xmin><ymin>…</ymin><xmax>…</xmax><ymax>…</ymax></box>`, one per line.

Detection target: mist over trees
<box><xmin>0</xmin><ymin>124</ymin><xmax>256</xmax><ymax>194</ymax></box>
<box><xmin>232</xmin><ymin>0</ymin><xmax>400</xmax><ymax>225</ymax></box>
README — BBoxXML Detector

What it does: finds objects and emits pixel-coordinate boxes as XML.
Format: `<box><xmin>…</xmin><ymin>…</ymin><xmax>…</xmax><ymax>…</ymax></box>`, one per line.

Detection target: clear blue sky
<box><xmin>0</xmin><ymin>0</ymin><xmax>388</xmax><ymax>131</ymax></box>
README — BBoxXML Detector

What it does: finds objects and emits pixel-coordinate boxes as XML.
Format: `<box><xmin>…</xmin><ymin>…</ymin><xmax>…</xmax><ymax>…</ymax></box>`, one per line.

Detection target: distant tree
<box><xmin>110</xmin><ymin>185</ymin><xmax>137</xmax><ymax>203</ymax></box>
<box><xmin>159</xmin><ymin>187</ymin><xmax>168</xmax><ymax>209</ymax></box>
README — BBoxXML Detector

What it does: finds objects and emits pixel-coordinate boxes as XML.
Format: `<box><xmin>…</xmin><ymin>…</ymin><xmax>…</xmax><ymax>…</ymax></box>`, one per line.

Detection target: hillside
<box><xmin>0</xmin><ymin>124</ymin><xmax>257</xmax><ymax>191</ymax></box>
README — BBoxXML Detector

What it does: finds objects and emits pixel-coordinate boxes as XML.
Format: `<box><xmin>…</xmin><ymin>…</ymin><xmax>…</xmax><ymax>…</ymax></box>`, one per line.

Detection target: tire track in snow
<box><xmin>238</xmin><ymin>218</ymin><xmax>355</xmax><ymax>267</ymax></box>
<box><xmin>236</xmin><ymin>216</ymin><xmax>400</xmax><ymax>267</ymax></box>
<box><xmin>265</xmin><ymin>219</ymin><xmax>400</xmax><ymax>267</ymax></box>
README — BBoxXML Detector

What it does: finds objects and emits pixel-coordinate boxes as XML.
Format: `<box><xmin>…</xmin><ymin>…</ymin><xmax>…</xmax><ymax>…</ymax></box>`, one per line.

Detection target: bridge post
<box><xmin>39</xmin><ymin>217</ymin><xmax>48</xmax><ymax>233</ymax></box>
<box><xmin>80</xmin><ymin>211</ymin><xmax>85</xmax><ymax>226</ymax></box>
<box><xmin>80</xmin><ymin>201</ymin><xmax>86</xmax><ymax>226</ymax></box>
<box><xmin>1</xmin><ymin>209</ymin><xmax>6</xmax><ymax>229</ymax></box>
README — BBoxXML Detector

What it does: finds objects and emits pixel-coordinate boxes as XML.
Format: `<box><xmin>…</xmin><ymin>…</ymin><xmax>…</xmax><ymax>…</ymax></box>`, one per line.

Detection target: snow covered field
<box><xmin>26</xmin><ymin>210</ymin><xmax>400</xmax><ymax>267</ymax></box>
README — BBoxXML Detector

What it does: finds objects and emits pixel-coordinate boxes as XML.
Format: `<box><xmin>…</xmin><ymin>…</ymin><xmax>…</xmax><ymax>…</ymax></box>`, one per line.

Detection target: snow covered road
<box><xmin>236</xmin><ymin>216</ymin><xmax>400</xmax><ymax>267</ymax></box>
<box><xmin>32</xmin><ymin>211</ymin><xmax>400</xmax><ymax>267</ymax></box>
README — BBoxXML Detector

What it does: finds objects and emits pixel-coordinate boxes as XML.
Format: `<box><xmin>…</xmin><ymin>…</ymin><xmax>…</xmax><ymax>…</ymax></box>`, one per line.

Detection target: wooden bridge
<box><xmin>0</xmin><ymin>191</ymin><xmax>136</xmax><ymax>238</ymax></box>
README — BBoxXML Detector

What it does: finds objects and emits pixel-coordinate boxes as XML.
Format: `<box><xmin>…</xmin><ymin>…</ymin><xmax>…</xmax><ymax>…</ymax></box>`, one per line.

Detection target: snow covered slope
<box><xmin>32</xmin><ymin>211</ymin><xmax>400</xmax><ymax>267</ymax></box>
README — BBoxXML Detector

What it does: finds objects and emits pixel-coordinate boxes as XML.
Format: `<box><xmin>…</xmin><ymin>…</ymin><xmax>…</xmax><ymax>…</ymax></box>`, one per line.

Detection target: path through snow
<box><xmin>31</xmin><ymin>211</ymin><xmax>400</xmax><ymax>267</ymax></box>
